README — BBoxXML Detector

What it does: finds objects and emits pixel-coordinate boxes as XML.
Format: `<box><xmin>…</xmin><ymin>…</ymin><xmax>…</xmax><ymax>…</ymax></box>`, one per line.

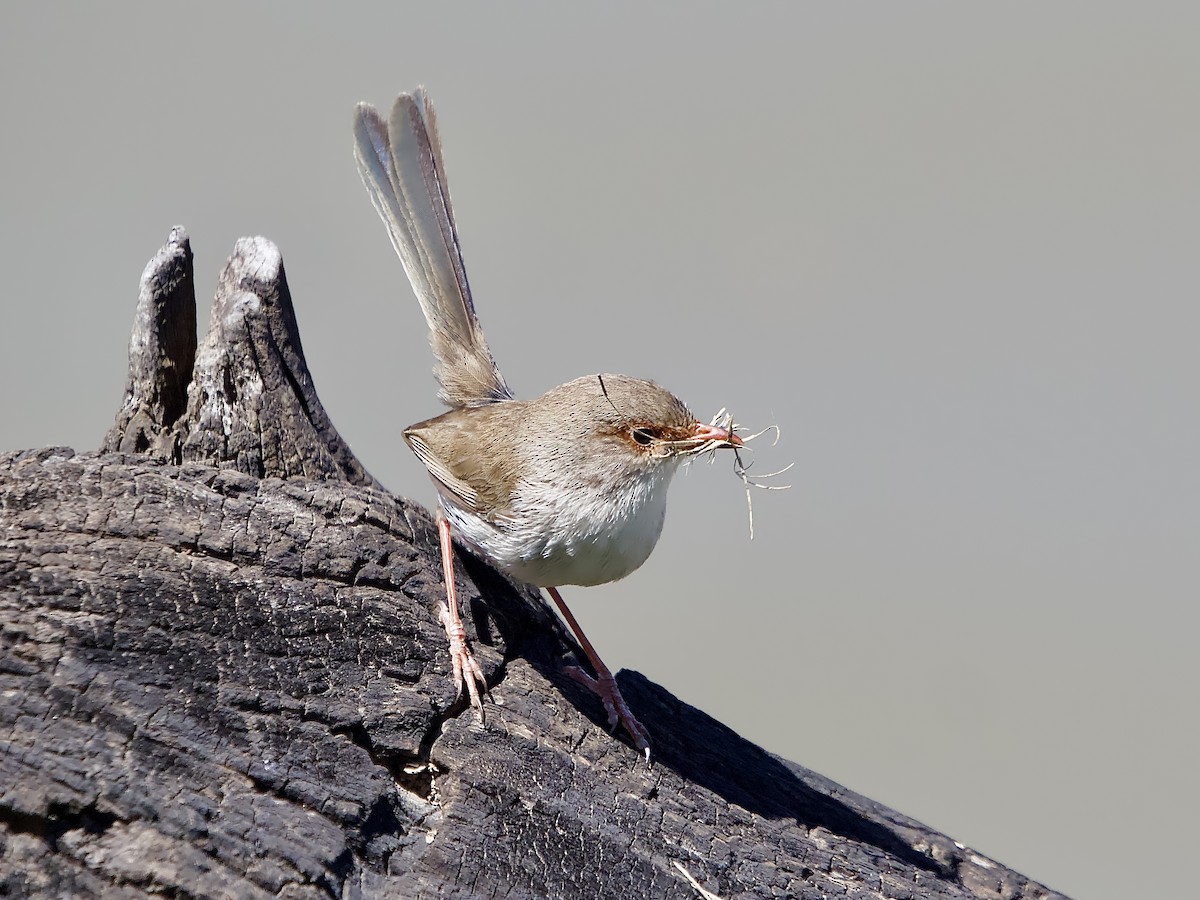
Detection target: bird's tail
<box><xmin>353</xmin><ymin>88</ymin><xmax>512</xmax><ymax>408</ymax></box>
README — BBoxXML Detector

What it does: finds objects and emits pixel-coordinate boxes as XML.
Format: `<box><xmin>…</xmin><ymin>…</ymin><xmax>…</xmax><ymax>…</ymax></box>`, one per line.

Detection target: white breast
<box><xmin>442</xmin><ymin>462</ymin><xmax>680</xmax><ymax>588</ymax></box>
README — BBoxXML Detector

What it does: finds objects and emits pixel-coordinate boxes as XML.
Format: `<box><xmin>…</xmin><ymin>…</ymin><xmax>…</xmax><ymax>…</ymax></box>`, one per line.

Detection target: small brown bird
<box><xmin>353</xmin><ymin>88</ymin><xmax>740</xmax><ymax>758</ymax></box>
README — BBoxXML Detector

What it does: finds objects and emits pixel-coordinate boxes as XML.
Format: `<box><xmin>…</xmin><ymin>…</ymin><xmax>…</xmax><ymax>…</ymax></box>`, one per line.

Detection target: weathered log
<box><xmin>0</xmin><ymin>229</ymin><xmax>1068</xmax><ymax>899</ymax></box>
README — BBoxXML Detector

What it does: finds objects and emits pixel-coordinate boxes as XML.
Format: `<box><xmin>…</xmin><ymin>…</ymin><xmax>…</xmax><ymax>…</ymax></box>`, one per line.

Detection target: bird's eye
<box><xmin>631</xmin><ymin>428</ymin><xmax>655</xmax><ymax>446</ymax></box>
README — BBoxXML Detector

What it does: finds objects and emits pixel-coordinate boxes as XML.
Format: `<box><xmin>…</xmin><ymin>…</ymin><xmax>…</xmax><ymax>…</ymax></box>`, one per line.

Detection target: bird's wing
<box><xmin>402</xmin><ymin>405</ymin><xmax>525</xmax><ymax>518</ymax></box>
<box><xmin>403</xmin><ymin>427</ymin><xmax>483</xmax><ymax>513</ymax></box>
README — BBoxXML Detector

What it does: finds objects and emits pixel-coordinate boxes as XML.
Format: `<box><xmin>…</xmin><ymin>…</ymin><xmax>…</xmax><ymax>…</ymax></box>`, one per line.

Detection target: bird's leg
<box><xmin>546</xmin><ymin>586</ymin><xmax>651</xmax><ymax>761</ymax></box>
<box><xmin>437</xmin><ymin>513</ymin><xmax>488</xmax><ymax>718</ymax></box>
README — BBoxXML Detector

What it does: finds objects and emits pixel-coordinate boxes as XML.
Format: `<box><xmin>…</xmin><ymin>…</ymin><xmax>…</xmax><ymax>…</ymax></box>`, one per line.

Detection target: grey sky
<box><xmin>2</xmin><ymin>5</ymin><xmax>1196</xmax><ymax>898</ymax></box>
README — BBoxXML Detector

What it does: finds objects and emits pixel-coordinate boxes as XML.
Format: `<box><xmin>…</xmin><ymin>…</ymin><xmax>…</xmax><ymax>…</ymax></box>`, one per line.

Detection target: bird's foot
<box><xmin>440</xmin><ymin>602</ymin><xmax>488</xmax><ymax>720</ymax></box>
<box><xmin>565</xmin><ymin>665</ymin><xmax>651</xmax><ymax>763</ymax></box>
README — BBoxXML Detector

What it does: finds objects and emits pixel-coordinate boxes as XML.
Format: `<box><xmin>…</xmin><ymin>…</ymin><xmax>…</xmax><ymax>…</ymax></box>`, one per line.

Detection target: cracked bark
<box><xmin>0</xmin><ymin>228</ymin><xmax>1069</xmax><ymax>899</ymax></box>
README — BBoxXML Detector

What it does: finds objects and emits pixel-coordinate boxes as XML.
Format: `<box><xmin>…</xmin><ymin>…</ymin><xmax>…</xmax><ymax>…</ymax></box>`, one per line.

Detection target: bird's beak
<box><xmin>690</xmin><ymin>421</ymin><xmax>743</xmax><ymax>447</ymax></box>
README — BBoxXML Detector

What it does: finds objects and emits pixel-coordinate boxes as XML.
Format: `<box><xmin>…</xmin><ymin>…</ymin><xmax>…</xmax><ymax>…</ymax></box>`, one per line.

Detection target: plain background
<box><xmin>2</xmin><ymin>5</ymin><xmax>1196</xmax><ymax>898</ymax></box>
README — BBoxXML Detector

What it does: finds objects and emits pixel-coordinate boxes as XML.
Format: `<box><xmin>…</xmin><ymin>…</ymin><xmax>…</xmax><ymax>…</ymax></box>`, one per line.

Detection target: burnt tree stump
<box><xmin>0</xmin><ymin>229</ymin><xmax>1068</xmax><ymax>899</ymax></box>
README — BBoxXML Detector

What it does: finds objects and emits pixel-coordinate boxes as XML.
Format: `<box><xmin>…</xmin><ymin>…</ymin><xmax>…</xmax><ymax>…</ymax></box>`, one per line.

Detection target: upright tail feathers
<box><xmin>353</xmin><ymin>89</ymin><xmax>512</xmax><ymax>408</ymax></box>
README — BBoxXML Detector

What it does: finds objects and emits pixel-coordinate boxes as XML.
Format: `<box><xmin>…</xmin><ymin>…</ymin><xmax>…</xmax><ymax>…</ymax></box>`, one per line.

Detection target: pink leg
<box><xmin>437</xmin><ymin>514</ymin><xmax>488</xmax><ymax>718</ymax></box>
<box><xmin>547</xmin><ymin>586</ymin><xmax>651</xmax><ymax>761</ymax></box>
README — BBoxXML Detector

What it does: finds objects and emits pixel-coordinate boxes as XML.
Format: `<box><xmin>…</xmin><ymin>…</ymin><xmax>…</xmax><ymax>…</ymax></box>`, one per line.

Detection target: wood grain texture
<box><xmin>0</xmin><ymin>229</ymin><xmax>1068</xmax><ymax>899</ymax></box>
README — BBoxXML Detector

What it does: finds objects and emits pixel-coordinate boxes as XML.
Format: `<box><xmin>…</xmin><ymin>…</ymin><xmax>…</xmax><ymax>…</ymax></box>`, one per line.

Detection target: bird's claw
<box><xmin>565</xmin><ymin>665</ymin><xmax>651</xmax><ymax>763</ymax></box>
<box><xmin>440</xmin><ymin>603</ymin><xmax>488</xmax><ymax>721</ymax></box>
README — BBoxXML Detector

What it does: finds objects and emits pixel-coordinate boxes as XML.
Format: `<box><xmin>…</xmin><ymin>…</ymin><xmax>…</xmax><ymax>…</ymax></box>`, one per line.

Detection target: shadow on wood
<box><xmin>0</xmin><ymin>228</ymin><xmax>1068</xmax><ymax>899</ymax></box>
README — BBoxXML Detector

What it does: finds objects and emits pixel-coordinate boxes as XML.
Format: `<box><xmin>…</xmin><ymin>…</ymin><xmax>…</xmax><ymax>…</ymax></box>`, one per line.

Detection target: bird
<box><xmin>353</xmin><ymin>88</ymin><xmax>741</xmax><ymax>758</ymax></box>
